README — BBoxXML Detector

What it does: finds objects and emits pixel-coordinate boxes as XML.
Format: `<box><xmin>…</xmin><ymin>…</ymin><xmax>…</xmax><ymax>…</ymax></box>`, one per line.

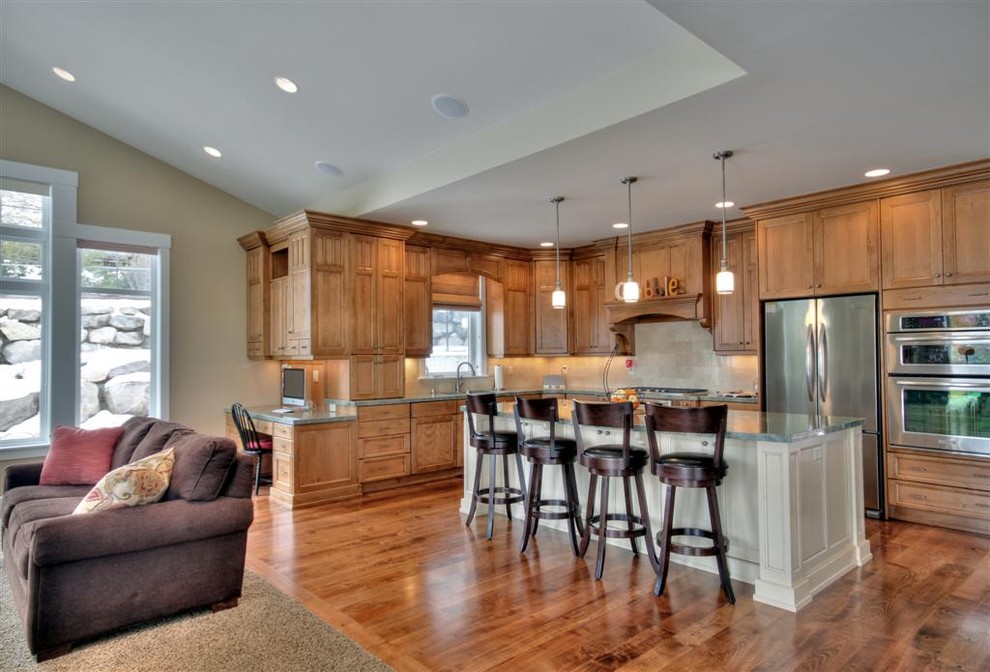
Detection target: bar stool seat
<box><xmin>514</xmin><ymin>397</ymin><xmax>583</xmax><ymax>555</ymax></box>
<box><xmin>465</xmin><ymin>392</ymin><xmax>527</xmax><ymax>541</ymax></box>
<box><xmin>644</xmin><ymin>402</ymin><xmax>735</xmax><ymax>604</ymax></box>
<box><xmin>572</xmin><ymin>400</ymin><xmax>658</xmax><ymax>581</ymax></box>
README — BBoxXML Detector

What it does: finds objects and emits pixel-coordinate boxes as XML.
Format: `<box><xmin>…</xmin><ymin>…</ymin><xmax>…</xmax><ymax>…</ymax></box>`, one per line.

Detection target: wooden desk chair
<box><xmin>643</xmin><ymin>402</ymin><xmax>735</xmax><ymax>603</ymax></box>
<box><xmin>572</xmin><ymin>400</ymin><xmax>658</xmax><ymax>580</ymax></box>
<box><xmin>513</xmin><ymin>396</ymin><xmax>582</xmax><ymax>555</ymax></box>
<box><xmin>230</xmin><ymin>403</ymin><xmax>273</xmax><ymax>495</ymax></box>
<box><xmin>464</xmin><ymin>392</ymin><xmax>527</xmax><ymax>540</ymax></box>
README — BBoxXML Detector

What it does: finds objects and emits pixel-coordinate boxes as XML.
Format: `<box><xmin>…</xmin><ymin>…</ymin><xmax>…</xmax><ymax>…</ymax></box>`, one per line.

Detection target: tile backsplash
<box><xmin>406</xmin><ymin>321</ymin><xmax>758</xmax><ymax>397</ymax></box>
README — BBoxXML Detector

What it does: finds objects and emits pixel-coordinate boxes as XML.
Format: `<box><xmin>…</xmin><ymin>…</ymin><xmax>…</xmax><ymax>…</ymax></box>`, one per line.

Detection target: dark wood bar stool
<box><xmin>465</xmin><ymin>392</ymin><xmax>528</xmax><ymax>540</ymax></box>
<box><xmin>643</xmin><ymin>402</ymin><xmax>735</xmax><ymax>603</ymax></box>
<box><xmin>572</xmin><ymin>400</ymin><xmax>658</xmax><ymax>580</ymax></box>
<box><xmin>513</xmin><ymin>396</ymin><xmax>583</xmax><ymax>555</ymax></box>
<box><xmin>230</xmin><ymin>403</ymin><xmax>273</xmax><ymax>496</ymax></box>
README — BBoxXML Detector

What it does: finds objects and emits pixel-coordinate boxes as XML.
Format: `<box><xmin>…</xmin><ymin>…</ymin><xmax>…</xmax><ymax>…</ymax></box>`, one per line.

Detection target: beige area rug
<box><xmin>1</xmin><ymin>561</ymin><xmax>393</xmax><ymax>672</ymax></box>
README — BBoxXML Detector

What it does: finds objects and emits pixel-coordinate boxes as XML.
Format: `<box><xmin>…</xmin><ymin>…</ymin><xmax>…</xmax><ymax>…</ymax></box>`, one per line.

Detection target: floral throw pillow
<box><xmin>73</xmin><ymin>447</ymin><xmax>176</xmax><ymax>514</ymax></box>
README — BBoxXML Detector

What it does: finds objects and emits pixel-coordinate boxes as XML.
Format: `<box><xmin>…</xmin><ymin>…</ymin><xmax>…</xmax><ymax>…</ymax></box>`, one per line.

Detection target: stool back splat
<box><xmin>643</xmin><ymin>402</ymin><xmax>735</xmax><ymax>603</ymax></box>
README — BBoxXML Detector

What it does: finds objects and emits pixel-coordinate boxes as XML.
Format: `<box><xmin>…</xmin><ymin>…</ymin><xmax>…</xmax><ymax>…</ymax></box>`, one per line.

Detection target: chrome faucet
<box><xmin>456</xmin><ymin>361</ymin><xmax>477</xmax><ymax>393</ymax></box>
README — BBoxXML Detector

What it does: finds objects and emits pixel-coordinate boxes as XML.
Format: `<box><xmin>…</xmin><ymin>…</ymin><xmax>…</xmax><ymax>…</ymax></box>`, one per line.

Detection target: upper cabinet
<box><xmin>487</xmin><ymin>259</ymin><xmax>532</xmax><ymax>357</ymax></box>
<box><xmin>712</xmin><ymin>223</ymin><xmax>758</xmax><ymax>354</ymax></box>
<box><xmin>403</xmin><ymin>245</ymin><xmax>432</xmax><ymax>358</ymax></box>
<box><xmin>533</xmin><ymin>256</ymin><xmax>569</xmax><ymax>355</ymax></box>
<box><xmin>570</xmin><ymin>251</ymin><xmax>612</xmax><ymax>355</ymax></box>
<box><xmin>239</xmin><ymin>232</ymin><xmax>269</xmax><ymax>360</ymax></box>
<box><xmin>350</xmin><ymin>235</ymin><xmax>404</xmax><ymax>355</ymax></box>
<box><xmin>881</xmin><ymin>181</ymin><xmax>990</xmax><ymax>290</ymax></box>
<box><xmin>757</xmin><ymin>200</ymin><xmax>879</xmax><ymax>299</ymax></box>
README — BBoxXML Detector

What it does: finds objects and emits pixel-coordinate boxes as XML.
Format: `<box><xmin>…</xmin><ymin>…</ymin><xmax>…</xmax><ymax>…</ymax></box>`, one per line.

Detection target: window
<box><xmin>0</xmin><ymin>159</ymin><xmax>170</xmax><ymax>456</ymax></box>
<box><xmin>424</xmin><ymin>307</ymin><xmax>486</xmax><ymax>376</ymax></box>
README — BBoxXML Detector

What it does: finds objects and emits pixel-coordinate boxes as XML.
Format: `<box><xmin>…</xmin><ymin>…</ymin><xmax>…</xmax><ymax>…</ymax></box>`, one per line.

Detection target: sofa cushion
<box><xmin>39</xmin><ymin>425</ymin><xmax>125</xmax><ymax>486</ymax></box>
<box><xmin>130</xmin><ymin>421</ymin><xmax>193</xmax><ymax>463</ymax></box>
<box><xmin>111</xmin><ymin>416</ymin><xmax>158</xmax><ymax>468</ymax></box>
<box><xmin>74</xmin><ymin>447</ymin><xmax>176</xmax><ymax>514</ymax></box>
<box><xmin>163</xmin><ymin>433</ymin><xmax>237</xmax><ymax>502</ymax></box>
<box><xmin>1</xmin><ymin>483</ymin><xmax>91</xmax><ymax>529</ymax></box>
<box><xmin>7</xmin><ymin>496</ymin><xmax>82</xmax><ymax>579</ymax></box>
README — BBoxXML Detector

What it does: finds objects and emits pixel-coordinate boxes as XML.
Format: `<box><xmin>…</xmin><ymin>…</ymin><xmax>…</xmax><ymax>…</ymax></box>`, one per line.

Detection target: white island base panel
<box><xmin>460</xmin><ymin>409</ymin><xmax>872</xmax><ymax>612</ymax></box>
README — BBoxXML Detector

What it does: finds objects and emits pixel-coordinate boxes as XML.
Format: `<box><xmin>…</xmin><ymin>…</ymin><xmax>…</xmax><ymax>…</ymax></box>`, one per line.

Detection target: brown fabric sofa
<box><xmin>1</xmin><ymin>416</ymin><xmax>255</xmax><ymax>661</ymax></box>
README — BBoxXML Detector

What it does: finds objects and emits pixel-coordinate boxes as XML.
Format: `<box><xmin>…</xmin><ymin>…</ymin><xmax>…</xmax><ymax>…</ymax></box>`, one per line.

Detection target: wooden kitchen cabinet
<box><xmin>351</xmin><ymin>235</ymin><xmax>404</xmax><ymax>355</ymax></box>
<box><xmin>411</xmin><ymin>400</ymin><xmax>458</xmax><ymax>473</ymax></box>
<box><xmin>881</xmin><ymin>181</ymin><xmax>990</xmax><ymax>289</ymax></box>
<box><xmin>240</xmin><ymin>235</ymin><xmax>270</xmax><ymax>359</ymax></box>
<box><xmin>404</xmin><ymin>245</ymin><xmax>432</xmax><ymax>357</ymax></box>
<box><xmin>533</xmin><ymin>257</ymin><xmax>568</xmax><ymax>355</ymax></box>
<box><xmin>570</xmin><ymin>253</ymin><xmax>612</xmax><ymax>354</ymax></box>
<box><xmin>349</xmin><ymin>354</ymin><xmax>404</xmax><ymax>400</ymax></box>
<box><xmin>887</xmin><ymin>447</ymin><xmax>990</xmax><ymax>535</ymax></box>
<box><xmin>713</xmin><ymin>224</ymin><xmax>758</xmax><ymax>354</ymax></box>
<box><xmin>268</xmin><ymin>421</ymin><xmax>360</xmax><ymax>509</ymax></box>
<box><xmin>757</xmin><ymin>200</ymin><xmax>879</xmax><ymax>299</ymax></box>
<box><xmin>357</xmin><ymin>404</ymin><xmax>410</xmax><ymax>483</ymax></box>
<box><xmin>487</xmin><ymin>259</ymin><xmax>532</xmax><ymax>357</ymax></box>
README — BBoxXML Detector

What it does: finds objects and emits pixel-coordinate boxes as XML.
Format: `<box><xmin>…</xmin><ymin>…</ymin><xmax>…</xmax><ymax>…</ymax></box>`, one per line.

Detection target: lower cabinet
<box><xmin>411</xmin><ymin>400</ymin><xmax>459</xmax><ymax>473</ymax></box>
<box><xmin>887</xmin><ymin>447</ymin><xmax>990</xmax><ymax>535</ymax></box>
<box><xmin>269</xmin><ymin>421</ymin><xmax>360</xmax><ymax>509</ymax></box>
<box><xmin>357</xmin><ymin>404</ymin><xmax>411</xmax><ymax>482</ymax></box>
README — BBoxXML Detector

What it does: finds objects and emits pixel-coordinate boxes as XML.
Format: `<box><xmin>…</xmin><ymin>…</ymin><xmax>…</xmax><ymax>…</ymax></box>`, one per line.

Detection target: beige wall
<box><xmin>0</xmin><ymin>85</ymin><xmax>279</xmax><ymax>439</ymax></box>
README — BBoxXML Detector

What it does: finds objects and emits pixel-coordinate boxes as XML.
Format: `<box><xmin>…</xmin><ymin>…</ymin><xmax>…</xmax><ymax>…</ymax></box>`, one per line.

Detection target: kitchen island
<box><xmin>461</xmin><ymin>402</ymin><xmax>872</xmax><ymax>612</ymax></box>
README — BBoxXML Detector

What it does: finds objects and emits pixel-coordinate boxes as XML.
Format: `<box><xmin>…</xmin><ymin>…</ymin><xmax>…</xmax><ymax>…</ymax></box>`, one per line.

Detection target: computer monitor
<box><xmin>281</xmin><ymin>367</ymin><xmax>307</xmax><ymax>407</ymax></box>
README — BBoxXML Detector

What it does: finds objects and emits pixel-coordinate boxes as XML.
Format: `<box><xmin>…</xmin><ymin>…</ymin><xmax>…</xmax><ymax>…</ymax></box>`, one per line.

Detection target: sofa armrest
<box><xmin>4</xmin><ymin>462</ymin><xmax>43</xmax><ymax>492</ymax></box>
<box><xmin>28</xmin><ymin>496</ymin><xmax>254</xmax><ymax>567</ymax></box>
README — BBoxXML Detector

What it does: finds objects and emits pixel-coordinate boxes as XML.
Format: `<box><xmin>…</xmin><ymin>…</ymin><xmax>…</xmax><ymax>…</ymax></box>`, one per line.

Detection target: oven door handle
<box><xmin>818</xmin><ymin>324</ymin><xmax>828</xmax><ymax>400</ymax></box>
<box><xmin>806</xmin><ymin>324</ymin><xmax>816</xmax><ymax>403</ymax></box>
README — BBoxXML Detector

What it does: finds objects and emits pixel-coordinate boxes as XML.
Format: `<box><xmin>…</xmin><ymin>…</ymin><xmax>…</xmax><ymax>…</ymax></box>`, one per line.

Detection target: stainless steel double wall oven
<box><xmin>885</xmin><ymin>308</ymin><xmax>990</xmax><ymax>457</ymax></box>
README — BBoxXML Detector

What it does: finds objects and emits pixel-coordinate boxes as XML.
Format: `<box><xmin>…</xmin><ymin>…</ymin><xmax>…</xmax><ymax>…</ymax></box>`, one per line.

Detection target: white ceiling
<box><xmin>1</xmin><ymin>1</ymin><xmax>987</xmax><ymax>249</ymax></box>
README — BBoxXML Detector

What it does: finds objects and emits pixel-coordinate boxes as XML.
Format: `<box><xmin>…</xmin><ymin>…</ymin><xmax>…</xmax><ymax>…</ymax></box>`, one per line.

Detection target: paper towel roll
<box><xmin>494</xmin><ymin>365</ymin><xmax>504</xmax><ymax>391</ymax></box>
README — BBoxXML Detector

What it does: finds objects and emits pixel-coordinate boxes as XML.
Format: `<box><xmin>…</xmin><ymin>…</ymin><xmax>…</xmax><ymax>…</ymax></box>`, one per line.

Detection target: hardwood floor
<box><xmin>245</xmin><ymin>479</ymin><xmax>989</xmax><ymax>672</ymax></box>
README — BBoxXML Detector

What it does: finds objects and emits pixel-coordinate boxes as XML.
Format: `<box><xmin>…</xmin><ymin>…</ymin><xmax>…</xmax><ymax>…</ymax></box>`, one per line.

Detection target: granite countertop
<box><xmin>239</xmin><ymin>405</ymin><xmax>357</xmax><ymax>425</ymax></box>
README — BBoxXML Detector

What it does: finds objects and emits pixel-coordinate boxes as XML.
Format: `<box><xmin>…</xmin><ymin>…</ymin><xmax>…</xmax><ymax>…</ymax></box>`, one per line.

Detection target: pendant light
<box><xmin>619</xmin><ymin>176</ymin><xmax>639</xmax><ymax>302</ymax></box>
<box><xmin>550</xmin><ymin>196</ymin><xmax>566</xmax><ymax>309</ymax></box>
<box><xmin>714</xmin><ymin>150</ymin><xmax>735</xmax><ymax>295</ymax></box>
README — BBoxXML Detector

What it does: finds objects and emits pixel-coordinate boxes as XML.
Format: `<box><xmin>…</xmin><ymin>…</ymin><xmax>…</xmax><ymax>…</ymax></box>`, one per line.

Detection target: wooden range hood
<box><xmin>605</xmin><ymin>293</ymin><xmax>708</xmax><ymax>354</ymax></box>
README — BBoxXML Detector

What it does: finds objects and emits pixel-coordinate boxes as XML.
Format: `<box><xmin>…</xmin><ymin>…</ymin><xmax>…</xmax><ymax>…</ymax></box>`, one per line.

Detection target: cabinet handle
<box><xmin>817</xmin><ymin>284</ymin><xmax>823</xmax><ymax>288</ymax></box>
<box><xmin>908</xmin><ymin>493</ymin><xmax>928</xmax><ymax>501</ymax></box>
<box><xmin>807</xmin><ymin>285</ymin><xmax>813</xmax><ymax>289</ymax></box>
<box><xmin>908</xmin><ymin>466</ymin><xmax>928</xmax><ymax>472</ymax></box>
<box><xmin>934</xmin><ymin>273</ymin><xmax>941</xmax><ymax>278</ymax></box>
<box><xmin>945</xmin><ymin>272</ymin><xmax>953</xmax><ymax>277</ymax></box>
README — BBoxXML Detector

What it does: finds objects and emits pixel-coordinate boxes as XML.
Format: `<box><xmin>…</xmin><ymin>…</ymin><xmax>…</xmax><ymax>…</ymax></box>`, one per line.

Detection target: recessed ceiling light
<box><xmin>203</xmin><ymin>146</ymin><xmax>222</xmax><ymax>158</ymax></box>
<box><xmin>431</xmin><ymin>94</ymin><xmax>469</xmax><ymax>119</ymax></box>
<box><xmin>52</xmin><ymin>66</ymin><xmax>75</xmax><ymax>82</ymax></box>
<box><xmin>540</xmin><ymin>241</ymin><xmax>554</xmax><ymax>247</ymax></box>
<box><xmin>274</xmin><ymin>76</ymin><xmax>298</xmax><ymax>94</ymax></box>
<box><xmin>864</xmin><ymin>168</ymin><xmax>891</xmax><ymax>178</ymax></box>
<box><xmin>315</xmin><ymin>161</ymin><xmax>343</xmax><ymax>177</ymax></box>
<box><xmin>411</xmin><ymin>220</ymin><xmax>428</xmax><ymax>227</ymax></box>
<box><xmin>715</xmin><ymin>200</ymin><xmax>735</xmax><ymax>208</ymax></box>
<box><xmin>613</xmin><ymin>222</ymin><xmax>628</xmax><ymax>229</ymax></box>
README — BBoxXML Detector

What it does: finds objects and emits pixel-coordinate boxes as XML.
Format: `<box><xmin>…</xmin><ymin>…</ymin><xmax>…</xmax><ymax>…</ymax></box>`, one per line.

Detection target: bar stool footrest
<box><xmin>588</xmin><ymin>513</ymin><xmax>649</xmax><ymax>540</ymax></box>
<box><xmin>532</xmin><ymin>498</ymin><xmax>579</xmax><ymax>521</ymax></box>
<box><xmin>658</xmin><ymin>526</ymin><xmax>729</xmax><ymax>557</ymax></box>
<box><xmin>474</xmin><ymin>486</ymin><xmax>526</xmax><ymax>507</ymax></box>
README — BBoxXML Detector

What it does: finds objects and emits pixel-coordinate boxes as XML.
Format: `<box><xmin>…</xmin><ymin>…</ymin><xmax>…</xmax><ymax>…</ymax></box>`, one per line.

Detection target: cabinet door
<box><xmin>288</xmin><ymin>231</ymin><xmax>311</xmax><ymax>344</ymax></box>
<box><xmin>881</xmin><ymin>190</ymin><xmax>943</xmax><ymax>289</ymax></box>
<box><xmin>245</xmin><ymin>246</ymin><xmax>269</xmax><ymax>359</ymax></box>
<box><xmin>758</xmin><ymin>213</ymin><xmax>815</xmax><ymax>299</ymax></box>
<box><xmin>942</xmin><ymin>180</ymin><xmax>990</xmax><ymax>285</ymax></box>
<box><xmin>378</xmin><ymin>238</ymin><xmax>405</xmax><ymax>355</ymax></box>
<box><xmin>377</xmin><ymin>355</ymin><xmax>405</xmax><ymax>399</ymax></box>
<box><xmin>815</xmin><ymin>201</ymin><xmax>879</xmax><ymax>294</ymax></box>
<box><xmin>411</xmin><ymin>414</ymin><xmax>456</xmax><ymax>473</ymax></box>
<box><xmin>742</xmin><ymin>230</ymin><xmax>759</xmax><ymax>350</ymax></box>
<box><xmin>571</xmin><ymin>255</ymin><xmax>611</xmax><ymax>354</ymax></box>
<box><xmin>534</xmin><ymin>259</ymin><xmax>568</xmax><ymax>354</ymax></box>
<box><xmin>350</xmin><ymin>235</ymin><xmax>378</xmax><ymax>353</ymax></box>
<box><xmin>404</xmin><ymin>245</ymin><xmax>432</xmax><ymax>357</ymax></box>
<box><xmin>270</xmin><ymin>276</ymin><xmax>289</xmax><ymax>356</ymax></box>
<box><xmin>312</xmin><ymin>231</ymin><xmax>348</xmax><ymax>356</ymax></box>
<box><xmin>714</xmin><ymin>231</ymin><xmax>745</xmax><ymax>352</ymax></box>
<box><xmin>349</xmin><ymin>355</ymin><xmax>378</xmax><ymax>400</ymax></box>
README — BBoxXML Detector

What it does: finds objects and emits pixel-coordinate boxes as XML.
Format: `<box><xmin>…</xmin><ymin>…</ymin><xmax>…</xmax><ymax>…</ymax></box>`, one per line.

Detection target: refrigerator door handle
<box><xmin>806</xmin><ymin>324</ymin><xmax>816</xmax><ymax>402</ymax></box>
<box><xmin>818</xmin><ymin>324</ymin><xmax>829</xmax><ymax>399</ymax></box>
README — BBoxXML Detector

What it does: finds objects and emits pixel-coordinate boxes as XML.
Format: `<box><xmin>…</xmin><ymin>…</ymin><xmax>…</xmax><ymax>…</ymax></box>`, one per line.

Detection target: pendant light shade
<box><xmin>619</xmin><ymin>176</ymin><xmax>639</xmax><ymax>303</ymax></box>
<box><xmin>550</xmin><ymin>196</ymin><xmax>566</xmax><ymax>309</ymax></box>
<box><xmin>714</xmin><ymin>150</ymin><xmax>735</xmax><ymax>295</ymax></box>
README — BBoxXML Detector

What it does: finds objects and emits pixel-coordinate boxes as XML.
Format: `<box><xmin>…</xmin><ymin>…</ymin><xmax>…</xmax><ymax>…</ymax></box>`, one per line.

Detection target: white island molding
<box><xmin>461</xmin><ymin>403</ymin><xmax>872</xmax><ymax>612</ymax></box>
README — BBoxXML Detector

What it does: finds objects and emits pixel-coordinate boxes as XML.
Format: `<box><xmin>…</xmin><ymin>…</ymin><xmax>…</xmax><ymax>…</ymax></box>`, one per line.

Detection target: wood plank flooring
<box><xmin>245</xmin><ymin>479</ymin><xmax>990</xmax><ymax>671</ymax></box>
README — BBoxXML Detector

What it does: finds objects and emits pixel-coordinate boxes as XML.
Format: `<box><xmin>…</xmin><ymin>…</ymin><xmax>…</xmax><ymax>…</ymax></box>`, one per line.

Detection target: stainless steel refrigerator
<box><xmin>763</xmin><ymin>294</ymin><xmax>883</xmax><ymax>517</ymax></box>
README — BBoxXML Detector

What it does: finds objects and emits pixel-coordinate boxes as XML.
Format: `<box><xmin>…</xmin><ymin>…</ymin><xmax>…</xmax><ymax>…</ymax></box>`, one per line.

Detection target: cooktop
<box><xmin>630</xmin><ymin>387</ymin><xmax>708</xmax><ymax>396</ymax></box>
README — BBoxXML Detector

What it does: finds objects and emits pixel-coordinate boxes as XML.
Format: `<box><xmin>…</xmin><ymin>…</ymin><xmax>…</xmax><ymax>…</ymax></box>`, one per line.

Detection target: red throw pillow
<box><xmin>39</xmin><ymin>425</ymin><xmax>126</xmax><ymax>485</ymax></box>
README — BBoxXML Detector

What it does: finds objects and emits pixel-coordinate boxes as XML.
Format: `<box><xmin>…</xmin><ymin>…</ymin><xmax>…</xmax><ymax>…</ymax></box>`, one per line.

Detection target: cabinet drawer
<box><xmin>411</xmin><ymin>400</ymin><xmax>458</xmax><ymax>417</ymax></box>
<box><xmin>247</xmin><ymin>342</ymin><xmax>264</xmax><ymax>358</ymax></box>
<box><xmin>358</xmin><ymin>418</ymin><xmax>410</xmax><ymax>438</ymax></box>
<box><xmin>359</xmin><ymin>434</ymin><xmax>410</xmax><ymax>458</ymax></box>
<box><xmin>252</xmin><ymin>419</ymin><xmax>274</xmax><ymax>436</ymax></box>
<box><xmin>358</xmin><ymin>404</ymin><xmax>410</xmax><ymax>422</ymax></box>
<box><xmin>273</xmin><ymin>437</ymin><xmax>293</xmax><ymax>453</ymax></box>
<box><xmin>888</xmin><ymin>451</ymin><xmax>990</xmax><ymax>491</ymax></box>
<box><xmin>359</xmin><ymin>454</ymin><xmax>410</xmax><ymax>482</ymax></box>
<box><xmin>272</xmin><ymin>423</ymin><xmax>294</xmax><ymax>439</ymax></box>
<box><xmin>889</xmin><ymin>479</ymin><xmax>990</xmax><ymax>520</ymax></box>
<box><xmin>882</xmin><ymin>282</ymin><xmax>990</xmax><ymax>310</ymax></box>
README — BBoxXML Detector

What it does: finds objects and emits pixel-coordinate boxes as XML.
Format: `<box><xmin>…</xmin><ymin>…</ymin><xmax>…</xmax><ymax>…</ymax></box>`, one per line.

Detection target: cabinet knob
<box><xmin>807</xmin><ymin>285</ymin><xmax>813</xmax><ymax>289</ymax></box>
<box><xmin>817</xmin><ymin>284</ymin><xmax>822</xmax><ymax>288</ymax></box>
<box><xmin>945</xmin><ymin>272</ymin><xmax>953</xmax><ymax>277</ymax></box>
<box><xmin>934</xmin><ymin>273</ymin><xmax>941</xmax><ymax>278</ymax></box>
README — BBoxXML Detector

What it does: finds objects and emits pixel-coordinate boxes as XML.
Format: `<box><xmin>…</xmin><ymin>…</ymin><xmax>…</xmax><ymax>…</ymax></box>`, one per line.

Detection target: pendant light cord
<box><xmin>554</xmin><ymin>197</ymin><xmax>561</xmax><ymax>287</ymax></box>
<box><xmin>721</xmin><ymin>155</ymin><xmax>727</xmax><ymax>265</ymax></box>
<box><xmin>621</xmin><ymin>176</ymin><xmax>637</xmax><ymax>279</ymax></box>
